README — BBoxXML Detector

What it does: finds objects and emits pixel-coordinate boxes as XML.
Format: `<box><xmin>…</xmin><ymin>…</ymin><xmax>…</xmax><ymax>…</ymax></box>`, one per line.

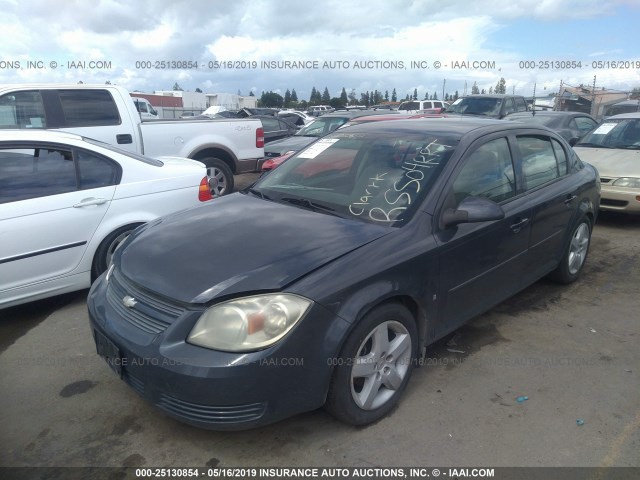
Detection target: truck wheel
<box><xmin>325</xmin><ymin>303</ymin><xmax>418</xmax><ymax>426</ymax></box>
<box><xmin>92</xmin><ymin>224</ymin><xmax>142</xmax><ymax>281</ymax></box>
<box><xmin>203</xmin><ymin>158</ymin><xmax>234</xmax><ymax>196</ymax></box>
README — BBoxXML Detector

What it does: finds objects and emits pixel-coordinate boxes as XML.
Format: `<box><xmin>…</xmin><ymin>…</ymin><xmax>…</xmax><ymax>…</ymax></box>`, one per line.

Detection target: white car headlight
<box><xmin>611</xmin><ymin>177</ymin><xmax>640</xmax><ymax>188</ymax></box>
<box><xmin>187</xmin><ymin>294</ymin><xmax>312</xmax><ymax>352</ymax></box>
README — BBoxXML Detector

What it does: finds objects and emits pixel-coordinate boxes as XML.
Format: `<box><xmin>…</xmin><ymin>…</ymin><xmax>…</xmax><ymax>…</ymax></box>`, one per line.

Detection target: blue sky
<box><xmin>0</xmin><ymin>0</ymin><xmax>638</xmax><ymax>100</ymax></box>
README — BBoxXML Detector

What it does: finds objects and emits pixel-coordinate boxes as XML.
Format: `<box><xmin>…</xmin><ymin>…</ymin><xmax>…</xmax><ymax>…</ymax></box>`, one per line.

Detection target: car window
<box><xmin>260</xmin><ymin>117</ymin><xmax>281</xmax><ymax>132</ymax></box>
<box><xmin>0</xmin><ymin>146</ymin><xmax>77</xmax><ymax>204</ymax></box>
<box><xmin>551</xmin><ymin>139</ymin><xmax>568</xmax><ymax>175</ymax></box>
<box><xmin>77</xmin><ymin>149</ymin><xmax>120</xmax><ymax>189</ymax></box>
<box><xmin>517</xmin><ymin>136</ymin><xmax>560</xmax><ymax>189</ymax></box>
<box><xmin>453</xmin><ymin>137</ymin><xmax>515</xmax><ymax>204</ymax></box>
<box><xmin>574</xmin><ymin>116</ymin><xmax>598</xmax><ymax>134</ymax></box>
<box><xmin>515</xmin><ymin>98</ymin><xmax>528</xmax><ymax>112</ymax></box>
<box><xmin>0</xmin><ymin>91</ymin><xmax>47</xmax><ymax>129</ymax></box>
<box><xmin>58</xmin><ymin>89</ymin><xmax>121</xmax><ymax>127</ymax></box>
<box><xmin>503</xmin><ymin>98</ymin><xmax>516</xmax><ymax>116</ymax></box>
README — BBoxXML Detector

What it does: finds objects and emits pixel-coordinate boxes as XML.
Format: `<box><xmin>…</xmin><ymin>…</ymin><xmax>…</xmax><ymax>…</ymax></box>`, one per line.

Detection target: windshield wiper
<box><xmin>279</xmin><ymin>197</ymin><xmax>340</xmax><ymax>216</ymax></box>
<box><xmin>244</xmin><ymin>187</ymin><xmax>272</xmax><ymax>200</ymax></box>
<box><xmin>574</xmin><ymin>142</ymin><xmax>611</xmax><ymax>148</ymax></box>
<box><xmin>616</xmin><ymin>144</ymin><xmax>640</xmax><ymax>150</ymax></box>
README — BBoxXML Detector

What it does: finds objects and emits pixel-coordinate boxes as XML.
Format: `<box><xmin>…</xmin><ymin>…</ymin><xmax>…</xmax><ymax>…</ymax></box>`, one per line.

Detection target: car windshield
<box><xmin>295</xmin><ymin>117</ymin><xmax>349</xmax><ymax>137</ymax></box>
<box><xmin>576</xmin><ymin>118</ymin><xmax>640</xmax><ymax>149</ymax></box>
<box><xmin>252</xmin><ymin>130</ymin><xmax>458</xmax><ymax>226</ymax></box>
<box><xmin>446</xmin><ymin>97</ymin><xmax>502</xmax><ymax>116</ymax></box>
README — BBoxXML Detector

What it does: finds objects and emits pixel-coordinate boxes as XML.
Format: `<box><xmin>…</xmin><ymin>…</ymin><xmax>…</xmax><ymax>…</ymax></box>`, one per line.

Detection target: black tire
<box><xmin>325</xmin><ymin>303</ymin><xmax>418</xmax><ymax>426</ymax></box>
<box><xmin>92</xmin><ymin>224</ymin><xmax>142</xmax><ymax>280</ymax></box>
<box><xmin>202</xmin><ymin>157</ymin><xmax>234</xmax><ymax>196</ymax></box>
<box><xmin>550</xmin><ymin>216</ymin><xmax>592</xmax><ymax>284</ymax></box>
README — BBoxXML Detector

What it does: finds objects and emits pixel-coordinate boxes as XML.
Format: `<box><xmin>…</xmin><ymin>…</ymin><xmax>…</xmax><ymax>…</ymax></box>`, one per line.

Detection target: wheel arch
<box><xmin>190</xmin><ymin>146</ymin><xmax>237</xmax><ymax>174</ymax></box>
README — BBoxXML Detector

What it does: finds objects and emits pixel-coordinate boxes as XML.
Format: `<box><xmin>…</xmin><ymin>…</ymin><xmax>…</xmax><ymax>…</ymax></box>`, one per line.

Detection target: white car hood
<box><xmin>574</xmin><ymin>147</ymin><xmax>640</xmax><ymax>178</ymax></box>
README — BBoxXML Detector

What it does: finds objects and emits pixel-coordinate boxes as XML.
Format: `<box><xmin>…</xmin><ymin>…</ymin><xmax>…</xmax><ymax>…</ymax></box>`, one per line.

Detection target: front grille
<box><xmin>107</xmin><ymin>270</ymin><xmax>184</xmax><ymax>334</ymax></box>
<box><xmin>156</xmin><ymin>394</ymin><xmax>267</xmax><ymax>424</ymax></box>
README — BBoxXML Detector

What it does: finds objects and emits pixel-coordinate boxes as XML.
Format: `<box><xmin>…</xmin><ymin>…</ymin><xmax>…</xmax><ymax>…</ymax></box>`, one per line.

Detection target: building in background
<box><xmin>556</xmin><ymin>85</ymin><xmax>627</xmax><ymax>119</ymax></box>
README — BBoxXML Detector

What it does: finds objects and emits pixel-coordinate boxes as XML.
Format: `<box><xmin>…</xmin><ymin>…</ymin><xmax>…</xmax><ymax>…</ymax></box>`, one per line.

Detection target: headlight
<box><xmin>187</xmin><ymin>294</ymin><xmax>312</xmax><ymax>352</ymax></box>
<box><xmin>611</xmin><ymin>177</ymin><xmax>640</xmax><ymax>188</ymax></box>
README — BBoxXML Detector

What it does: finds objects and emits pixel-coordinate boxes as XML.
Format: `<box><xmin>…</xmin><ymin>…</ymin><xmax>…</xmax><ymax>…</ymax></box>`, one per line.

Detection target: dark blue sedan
<box><xmin>88</xmin><ymin>118</ymin><xmax>599</xmax><ymax>430</ymax></box>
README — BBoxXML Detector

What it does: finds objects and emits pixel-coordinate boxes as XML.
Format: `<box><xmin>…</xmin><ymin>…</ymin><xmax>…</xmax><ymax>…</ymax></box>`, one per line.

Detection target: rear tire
<box><xmin>203</xmin><ymin>157</ymin><xmax>234</xmax><ymax>196</ymax></box>
<box><xmin>325</xmin><ymin>303</ymin><xmax>418</xmax><ymax>426</ymax></box>
<box><xmin>550</xmin><ymin>216</ymin><xmax>591</xmax><ymax>284</ymax></box>
<box><xmin>92</xmin><ymin>224</ymin><xmax>142</xmax><ymax>281</ymax></box>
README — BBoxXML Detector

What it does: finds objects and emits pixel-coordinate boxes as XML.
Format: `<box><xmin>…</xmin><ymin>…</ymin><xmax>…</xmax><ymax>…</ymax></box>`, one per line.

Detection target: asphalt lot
<box><xmin>0</xmin><ymin>172</ymin><xmax>638</xmax><ymax>469</ymax></box>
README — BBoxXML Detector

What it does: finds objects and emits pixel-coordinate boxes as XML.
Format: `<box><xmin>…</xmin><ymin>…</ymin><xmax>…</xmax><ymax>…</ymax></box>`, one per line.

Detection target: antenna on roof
<box><xmin>532</xmin><ymin>83</ymin><xmax>536</xmax><ymax>116</ymax></box>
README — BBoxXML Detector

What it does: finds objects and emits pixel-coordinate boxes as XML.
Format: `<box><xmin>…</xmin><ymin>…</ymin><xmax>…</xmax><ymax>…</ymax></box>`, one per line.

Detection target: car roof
<box><xmin>606</xmin><ymin>112</ymin><xmax>640</xmax><ymax>119</ymax></box>
<box><xmin>508</xmin><ymin>111</ymin><xmax>586</xmax><ymax>117</ymax></box>
<box><xmin>0</xmin><ymin>129</ymin><xmax>84</xmax><ymax>143</ymax></box>
<box><xmin>333</xmin><ymin>117</ymin><xmax>511</xmax><ymax>138</ymax></box>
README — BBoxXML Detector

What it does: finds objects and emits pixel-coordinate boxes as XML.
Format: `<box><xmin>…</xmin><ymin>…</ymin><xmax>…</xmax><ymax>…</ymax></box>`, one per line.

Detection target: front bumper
<box><xmin>600</xmin><ymin>185</ymin><xmax>640</xmax><ymax>213</ymax></box>
<box><xmin>87</xmin><ymin>272</ymin><xmax>350</xmax><ymax>430</ymax></box>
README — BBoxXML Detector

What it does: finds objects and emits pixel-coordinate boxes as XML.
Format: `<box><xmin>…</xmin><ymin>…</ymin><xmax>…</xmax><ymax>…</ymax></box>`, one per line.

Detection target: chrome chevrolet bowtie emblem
<box><xmin>122</xmin><ymin>296</ymin><xmax>137</xmax><ymax>308</ymax></box>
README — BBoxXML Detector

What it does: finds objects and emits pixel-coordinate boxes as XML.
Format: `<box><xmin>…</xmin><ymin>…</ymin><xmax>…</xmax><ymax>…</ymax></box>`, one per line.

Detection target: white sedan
<box><xmin>0</xmin><ymin>130</ymin><xmax>212</xmax><ymax>309</ymax></box>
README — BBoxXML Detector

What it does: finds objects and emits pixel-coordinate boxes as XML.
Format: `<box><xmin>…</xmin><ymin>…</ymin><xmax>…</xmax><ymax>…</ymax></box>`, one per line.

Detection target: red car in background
<box><xmin>260</xmin><ymin>112</ymin><xmax>444</xmax><ymax>173</ymax></box>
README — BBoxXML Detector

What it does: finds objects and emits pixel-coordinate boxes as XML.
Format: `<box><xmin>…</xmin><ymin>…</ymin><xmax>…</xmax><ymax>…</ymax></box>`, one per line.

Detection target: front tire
<box><xmin>203</xmin><ymin>157</ymin><xmax>234</xmax><ymax>196</ymax></box>
<box><xmin>550</xmin><ymin>216</ymin><xmax>592</xmax><ymax>284</ymax></box>
<box><xmin>325</xmin><ymin>303</ymin><xmax>418</xmax><ymax>426</ymax></box>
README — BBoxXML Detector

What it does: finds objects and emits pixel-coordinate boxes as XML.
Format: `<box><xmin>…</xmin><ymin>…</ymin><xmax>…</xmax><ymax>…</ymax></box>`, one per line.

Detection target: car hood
<box><xmin>263</xmin><ymin>135</ymin><xmax>316</xmax><ymax>156</ymax></box>
<box><xmin>118</xmin><ymin>193</ymin><xmax>390</xmax><ymax>304</ymax></box>
<box><xmin>573</xmin><ymin>147</ymin><xmax>640</xmax><ymax>178</ymax></box>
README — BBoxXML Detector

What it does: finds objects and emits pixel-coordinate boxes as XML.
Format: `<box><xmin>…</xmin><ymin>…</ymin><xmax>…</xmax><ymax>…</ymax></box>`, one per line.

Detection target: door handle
<box><xmin>510</xmin><ymin>217</ymin><xmax>529</xmax><ymax>233</ymax></box>
<box><xmin>564</xmin><ymin>194</ymin><xmax>577</xmax><ymax>205</ymax></box>
<box><xmin>73</xmin><ymin>197</ymin><xmax>107</xmax><ymax>207</ymax></box>
<box><xmin>116</xmin><ymin>134</ymin><xmax>133</xmax><ymax>144</ymax></box>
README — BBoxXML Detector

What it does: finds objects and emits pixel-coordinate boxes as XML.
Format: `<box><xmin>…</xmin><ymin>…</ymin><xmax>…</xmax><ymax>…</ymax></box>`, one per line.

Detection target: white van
<box><xmin>131</xmin><ymin>96</ymin><xmax>159</xmax><ymax>119</ymax></box>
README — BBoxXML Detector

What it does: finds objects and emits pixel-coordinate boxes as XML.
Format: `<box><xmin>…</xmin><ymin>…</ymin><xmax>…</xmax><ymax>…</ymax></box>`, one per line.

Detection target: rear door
<box><xmin>514</xmin><ymin>133</ymin><xmax>580</xmax><ymax>277</ymax></box>
<box><xmin>0</xmin><ymin>142</ymin><xmax>118</xmax><ymax>293</ymax></box>
<box><xmin>434</xmin><ymin>134</ymin><xmax>534</xmax><ymax>330</ymax></box>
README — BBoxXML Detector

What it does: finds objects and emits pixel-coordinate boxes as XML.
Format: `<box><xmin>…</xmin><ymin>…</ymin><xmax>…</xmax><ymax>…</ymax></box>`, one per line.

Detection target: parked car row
<box><xmin>4</xmin><ymin>84</ymin><xmax>639</xmax><ymax>435</ymax></box>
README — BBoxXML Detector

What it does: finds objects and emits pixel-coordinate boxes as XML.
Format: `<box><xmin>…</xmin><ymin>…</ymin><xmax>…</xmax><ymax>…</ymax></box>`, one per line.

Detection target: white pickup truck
<box><xmin>0</xmin><ymin>84</ymin><xmax>265</xmax><ymax>195</ymax></box>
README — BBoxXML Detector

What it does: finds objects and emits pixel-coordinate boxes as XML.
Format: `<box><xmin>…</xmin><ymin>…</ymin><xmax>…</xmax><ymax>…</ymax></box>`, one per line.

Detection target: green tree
<box><xmin>310</xmin><ymin>87</ymin><xmax>318</xmax><ymax>104</ymax></box>
<box><xmin>340</xmin><ymin>87</ymin><xmax>348</xmax><ymax>105</ymax></box>
<box><xmin>630</xmin><ymin>87</ymin><xmax>640</xmax><ymax>99</ymax></box>
<box><xmin>454</xmin><ymin>90</ymin><xmax>459</xmax><ymax>100</ymax></box>
<box><xmin>481</xmin><ymin>88</ymin><xmax>486</xmax><ymax>94</ymax></box>
<box><xmin>291</xmin><ymin>89</ymin><xmax>298</xmax><ymax>103</ymax></box>
<box><xmin>495</xmin><ymin>77</ymin><xmax>506</xmax><ymax>94</ymax></box>
<box><xmin>321</xmin><ymin>87</ymin><xmax>331</xmax><ymax>103</ymax></box>
<box><xmin>249</xmin><ymin>91</ymin><xmax>255</xmax><ymax>96</ymax></box>
<box><xmin>195</xmin><ymin>87</ymin><xmax>203</xmax><ymax>93</ymax></box>
<box><xmin>384</xmin><ymin>90</ymin><xmax>389</xmax><ymax>101</ymax></box>
<box><xmin>413</xmin><ymin>88</ymin><xmax>418</xmax><ymax>100</ymax></box>
<box><xmin>173</xmin><ymin>82</ymin><xmax>183</xmax><ymax>91</ymax></box>
<box><xmin>391</xmin><ymin>88</ymin><xmax>397</xmax><ymax>102</ymax></box>
<box><xmin>361</xmin><ymin>91</ymin><xmax>370</xmax><ymax>106</ymax></box>
<box><xmin>260</xmin><ymin>91</ymin><xmax>284</xmax><ymax>108</ymax></box>
<box><xmin>471</xmin><ymin>82</ymin><xmax>479</xmax><ymax>94</ymax></box>
<box><xmin>284</xmin><ymin>89</ymin><xmax>291</xmax><ymax>107</ymax></box>
<box><xmin>348</xmin><ymin>89</ymin><xmax>357</xmax><ymax>104</ymax></box>
<box><xmin>432</xmin><ymin>91</ymin><xmax>438</xmax><ymax>100</ymax></box>
<box><xmin>488</xmin><ymin>86</ymin><xmax>493</xmax><ymax>94</ymax></box>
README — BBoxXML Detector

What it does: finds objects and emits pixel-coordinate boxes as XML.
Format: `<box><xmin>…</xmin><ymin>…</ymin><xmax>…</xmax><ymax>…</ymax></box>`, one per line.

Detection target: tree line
<box><xmin>257</xmin><ymin>78</ymin><xmax>510</xmax><ymax>109</ymax></box>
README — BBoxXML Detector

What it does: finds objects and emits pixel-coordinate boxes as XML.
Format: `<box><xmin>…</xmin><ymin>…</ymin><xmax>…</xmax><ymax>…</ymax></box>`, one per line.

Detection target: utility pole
<box><xmin>442</xmin><ymin>79</ymin><xmax>446</xmax><ymax>101</ymax></box>
<box><xmin>591</xmin><ymin>75</ymin><xmax>597</xmax><ymax>117</ymax></box>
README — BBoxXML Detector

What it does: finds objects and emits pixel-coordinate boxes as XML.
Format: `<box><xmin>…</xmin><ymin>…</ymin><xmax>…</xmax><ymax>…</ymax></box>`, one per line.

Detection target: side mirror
<box><xmin>442</xmin><ymin>196</ymin><xmax>505</xmax><ymax>228</ymax></box>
